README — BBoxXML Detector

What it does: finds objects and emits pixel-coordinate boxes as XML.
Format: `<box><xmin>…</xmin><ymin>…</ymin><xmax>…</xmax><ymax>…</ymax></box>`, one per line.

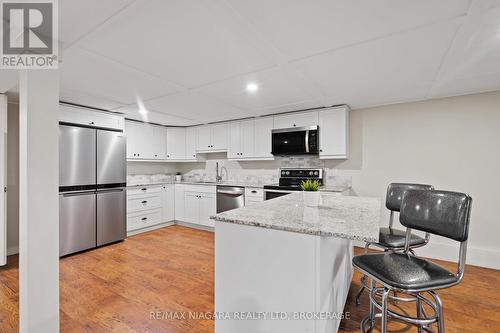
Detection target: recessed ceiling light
<box><xmin>246</xmin><ymin>82</ymin><xmax>259</xmax><ymax>93</ymax></box>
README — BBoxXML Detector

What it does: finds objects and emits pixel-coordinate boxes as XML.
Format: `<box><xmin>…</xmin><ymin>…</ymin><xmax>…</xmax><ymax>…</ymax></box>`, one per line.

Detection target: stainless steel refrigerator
<box><xmin>59</xmin><ymin>124</ymin><xmax>126</xmax><ymax>256</ymax></box>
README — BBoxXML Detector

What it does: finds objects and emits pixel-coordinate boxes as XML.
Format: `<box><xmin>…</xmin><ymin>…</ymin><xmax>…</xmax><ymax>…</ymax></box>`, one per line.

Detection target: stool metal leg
<box><xmin>355</xmin><ymin>243</ymin><xmax>371</xmax><ymax>306</ymax></box>
<box><xmin>417</xmin><ymin>295</ymin><xmax>424</xmax><ymax>333</ymax></box>
<box><xmin>431</xmin><ymin>291</ymin><xmax>445</xmax><ymax>333</ymax></box>
<box><xmin>381</xmin><ymin>288</ymin><xmax>390</xmax><ymax>333</ymax></box>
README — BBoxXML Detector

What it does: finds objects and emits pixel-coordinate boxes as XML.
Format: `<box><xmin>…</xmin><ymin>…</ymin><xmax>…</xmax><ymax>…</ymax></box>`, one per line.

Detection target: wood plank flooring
<box><xmin>0</xmin><ymin>225</ymin><xmax>499</xmax><ymax>332</ymax></box>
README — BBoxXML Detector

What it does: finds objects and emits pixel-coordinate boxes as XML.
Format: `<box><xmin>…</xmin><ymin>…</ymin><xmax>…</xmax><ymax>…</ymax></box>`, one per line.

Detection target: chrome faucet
<box><xmin>216</xmin><ymin>162</ymin><xmax>222</xmax><ymax>183</ymax></box>
<box><xmin>216</xmin><ymin>162</ymin><xmax>227</xmax><ymax>183</ymax></box>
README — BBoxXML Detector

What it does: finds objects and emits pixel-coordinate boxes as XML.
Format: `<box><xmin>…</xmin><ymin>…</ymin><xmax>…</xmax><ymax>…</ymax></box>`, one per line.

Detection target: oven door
<box><xmin>271</xmin><ymin>126</ymin><xmax>318</xmax><ymax>155</ymax></box>
<box><xmin>264</xmin><ymin>189</ymin><xmax>293</xmax><ymax>201</ymax></box>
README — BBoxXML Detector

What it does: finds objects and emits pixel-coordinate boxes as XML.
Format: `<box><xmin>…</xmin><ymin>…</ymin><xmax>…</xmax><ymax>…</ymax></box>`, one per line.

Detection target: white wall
<box><xmin>328</xmin><ymin>91</ymin><xmax>500</xmax><ymax>269</ymax></box>
<box><xmin>7</xmin><ymin>102</ymin><xmax>19</xmax><ymax>255</ymax></box>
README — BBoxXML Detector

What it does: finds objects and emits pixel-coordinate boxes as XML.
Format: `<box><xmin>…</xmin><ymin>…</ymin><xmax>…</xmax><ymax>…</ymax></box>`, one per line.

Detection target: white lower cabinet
<box><xmin>182</xmin><ymin>185</ymin><xmax>216</xmax><ymax>227</ymax></box>
<box><xmin>127</xmin><ymin>184</ymin><xmax>174</xmax><ymax>233</ymax></box>
<box><xmin>245</xmin><ymin>187</ymin><xmax>264</xmax><ymax>207</ymax></box>
<box><xmin>162</xmin><ymin>184</ymin><xmax>175</xmax><ymax>222</ymax></box>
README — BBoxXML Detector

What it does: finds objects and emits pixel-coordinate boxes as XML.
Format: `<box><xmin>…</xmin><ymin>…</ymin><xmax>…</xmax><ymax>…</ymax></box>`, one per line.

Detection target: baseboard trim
<box><xmin>353</xmin><ymin>240</ymin><xmax>500</xmax><ymax>270</ymax></box>
<box><xmin>7</xmin><ymin>245</ymin><xmax>18</xmax><ymax>256</ymax></box>
<box><xmin>175</xmin><ymin>220</ymin><xmax>214</xmax><ymax>232</ymax></box>
<box><xmin>127</xmin><ymin>221</ymin><xmax>175</xmax><ymax>237</ymax></box>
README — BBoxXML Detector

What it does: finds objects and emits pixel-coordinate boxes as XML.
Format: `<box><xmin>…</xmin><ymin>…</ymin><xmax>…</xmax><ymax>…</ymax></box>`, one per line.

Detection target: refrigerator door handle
<box><xmin>96</xmin><ymin>188</ymin><xmax>125</xmax><ymax>194</ymax></box>
<box><xmin>61</xmin><ymin>190</ymin><xmax>96</xmax><ymax>197</ymax></box>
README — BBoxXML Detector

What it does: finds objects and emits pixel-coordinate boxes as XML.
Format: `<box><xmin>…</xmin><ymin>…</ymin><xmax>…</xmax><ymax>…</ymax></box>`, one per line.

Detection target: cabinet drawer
<box><xmin>246</xmin><ymin>198</ymin><xmax>263</xmax><ymax>207</ymax></box>
<box><xmin>245</xmin><ymin>187</ymin><xmax>263</xmax><ymax>199</ymax></box>
<box><xmin>183</xmin><ymin>185</ymin><xmax>216</xmax><ymax>194</ymax></box>
<box><xmin>127</xmin><ymin>185</ymin><xmax>163</xmax><ymax>196</ymax></box>
<box><xmin>128</xmin><ymin>193</ymin><xmax>162</xmax><ymax>212</ymax></box>
<box><xmin>127</xmin><ymin>208</ymin><xmax>162</xmax><ymax>231</ymax></box>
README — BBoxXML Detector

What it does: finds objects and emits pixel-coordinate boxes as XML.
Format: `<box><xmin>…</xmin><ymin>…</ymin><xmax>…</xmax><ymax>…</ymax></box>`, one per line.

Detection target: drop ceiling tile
<box><xmin>60</xmin><ymin>0</ymin><xmax>135</xmax><ymax>45</ymax></box>
<box><xmin>226</xmin><ymin>0</ymin><xmax>470</xmax><ymax>60</ymax></box>
<box><xmin>60</xmin><ymin>47</ymin><xmax>179</xmax><ymax>105</ymax></box>
<box><xmin>293</xmin><ymin>20</ymin><xmax>461</xmax><ymax>109</ymax></box>
<box><xmin>113</xmin><ymin>105</ymin><xmax>199</xmax><ymax>126</ymax></box>
<box><xmin>145</xmin><ymin>91</ymin><xmax>253</xmax><ymax>123</ymax></box>
<box><xmin>468</xmin><ymin>0</ymin><xmax>500</xmax><ymax>15</ymax></box>
<box><xmin>196</xmin><ymin>66</ymin><xmax>321</xmax><ymax>114</ymax></box>
<box><xmin>429</xmin><ymin>73</ymin><xmax>500</xmax><ymax>99</ymax></box>
<box><xmin>78</xmin><ymin>0</ymin><xmax>276</xmax><ymax>88</ymax></box>
<box><xmin>0</xmin><ymin>69</ymin><xmax>17</xmax><ymax>93</ymax></box>
<box><xmin>433</xmin><ymin>7</ymin><xmax>500</xmax><ymax>95</ymax></box>
<box><xmin>60</xmin><ymin>89</ymin><xmax>126</xmax><ymax>110</ymax></box>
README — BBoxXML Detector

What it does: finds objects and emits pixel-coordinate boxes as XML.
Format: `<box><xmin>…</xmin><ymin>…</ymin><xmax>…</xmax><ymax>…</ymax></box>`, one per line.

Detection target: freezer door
<box><xmin>59</xmin><ymin>191</ymin><xmax>96</xmax><ymax>256</ymax></box>
<box><xmin>59</xmin><ymin>125</ymin><xmax>96</xmax><ymax>187</ymax></box>
<box><xmin>97</xmin><ymin>188</ymin><xmax>126</xmax><ymax>246</ymax></box>
<box><xmin>97</xmin><ymin>130</ymin><xmax>126</xmax><ymax>185</ymax></box>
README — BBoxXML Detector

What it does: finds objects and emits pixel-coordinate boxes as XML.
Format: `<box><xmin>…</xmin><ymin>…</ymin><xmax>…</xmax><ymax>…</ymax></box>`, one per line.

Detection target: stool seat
<box><xmin>353</xmin><ymin>253</ymin><xmax>459</xmax><ymax>291</ymax></box>
<box><xmin>378</xmin><ymin>227</ymin><xmax>426</xmax><ymax>248</ymax></box>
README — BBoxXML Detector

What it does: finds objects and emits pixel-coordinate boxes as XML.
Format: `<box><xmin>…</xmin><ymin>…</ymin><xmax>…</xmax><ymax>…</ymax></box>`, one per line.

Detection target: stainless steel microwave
<box><xmin>271</xmin><ymin>126</ymin><xmax>319</xmax><ymax>156</ymax></box>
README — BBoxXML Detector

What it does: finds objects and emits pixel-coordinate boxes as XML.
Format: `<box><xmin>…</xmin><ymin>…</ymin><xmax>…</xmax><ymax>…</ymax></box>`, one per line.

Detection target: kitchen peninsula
<box><xmin>212</xmin><ymin>192</ymin><xmax>381</xmax><ymax>333</ymax></box>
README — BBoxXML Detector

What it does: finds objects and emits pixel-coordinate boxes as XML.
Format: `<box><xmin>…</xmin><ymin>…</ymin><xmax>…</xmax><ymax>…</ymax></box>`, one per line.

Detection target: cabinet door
<box><xmin>174</xmin><ymin>184</ymin><xmax>185</xmax><ymax>221</ymax></box>
<box><xmin>227</xmin><ymin>122</ymin><xmax>241</xmax><ymax>159</ymax></box>
<box><xmin>151</xmin><ymin>126</ymin><xmax>166</xmax><ymax>159</ymax></box>
<box><xmin>136</xmin><ymin>123</ymin><xmax>155</xmax><ymax>159</ymax></box>
<box><xmin>162</xmin><ymin>185</ymin><xmax>175</xmax><ymax>222</ymax></box>
<box><xmin>240</xmin><ymin>120</ymin><xmax>254</xmax><ymax>158</ymax></box>
<box><xmin>166</xmin><ymin>127</ymin><xmax>186</xmax><ymax>159</ymax></box>
<box><xmin>211</xmin><ymin>123</ymin><xmax>227</xmax><ymax>150</ymax></box>
<box><xmin>125</xmin><ymin>121</ymin><xmax>140</xmax><ymax>159</ymax></box>
<box><xmin>197</xmin><ymin>126</ymin><xmax>212</xmax><ymax>151</ymax></box>
<box><xmin>185</xmin><ymin>127</ymin><xmax>197</xmax><ymax>160</ymax></box>
<box><xmin>319</xmin><ymin>107</ymin><xmax>348</xmax><ymax>159</ymax></box>
<box><xmin>199</xmin><ymin>193</ymin><xmax>216</xmax><ymax>227</ymax></box>
<box><xmin>59</xmin><ymin>104</ymin><xmax>124</xmax><ymax>130</ymax></box>
<box><xmin>273</xmin><ymin>111</ymin><xmax>318</xmax><ymax>129</ymax></box>
<box><xmin>254</xmin><ymin>117</ymin><xmax>273</xmax><ymax>158</ymax></box>
<box><xmin>183</xmin><ymin>192</ymin><xmax>200</xmax><ymax>224</ymax></box>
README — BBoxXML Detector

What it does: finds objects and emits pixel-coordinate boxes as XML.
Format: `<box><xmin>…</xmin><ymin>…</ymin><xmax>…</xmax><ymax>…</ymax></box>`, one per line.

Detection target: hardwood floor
<box><xmin>0</xmin><ymin>225</ymin><xmax>499</xmax><ymax>332</ymax></box>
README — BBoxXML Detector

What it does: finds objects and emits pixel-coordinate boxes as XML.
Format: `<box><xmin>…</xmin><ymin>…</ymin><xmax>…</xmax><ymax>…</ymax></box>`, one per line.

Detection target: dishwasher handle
<box><xmin>217</xmin><ymin>188</ymin><xmax>245</xmax><ymax>195</ymax></box>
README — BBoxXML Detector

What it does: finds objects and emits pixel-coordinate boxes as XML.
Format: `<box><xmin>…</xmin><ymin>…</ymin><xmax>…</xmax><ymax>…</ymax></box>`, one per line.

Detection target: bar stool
<box><xmin>355</xmin><ymin>183</ymin><xmax>434</xmax><ymax>305</ymax></box>
<box><xmin>353</xmin><ymin>189</ymin><xmax>472</xmax><ymax>333</ymax></box>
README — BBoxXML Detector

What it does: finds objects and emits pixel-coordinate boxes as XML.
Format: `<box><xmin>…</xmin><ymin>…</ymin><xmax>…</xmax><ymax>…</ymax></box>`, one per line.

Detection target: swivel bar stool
<box><xmin>355</xmin><ymin>183</ymin><xmax>434</xmax><ymax>305</ymax></box>
<box><xmin>353</xmin><ymin>189</ymin><xmax>472</xmax><ymax>333</ymax></box>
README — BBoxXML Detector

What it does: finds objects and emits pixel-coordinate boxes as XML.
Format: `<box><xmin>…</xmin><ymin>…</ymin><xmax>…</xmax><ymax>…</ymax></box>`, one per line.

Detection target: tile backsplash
<box><xmin>127</xmin><ymin>155</ymin><xmax>351</xmax><ymax>187</ymax></box>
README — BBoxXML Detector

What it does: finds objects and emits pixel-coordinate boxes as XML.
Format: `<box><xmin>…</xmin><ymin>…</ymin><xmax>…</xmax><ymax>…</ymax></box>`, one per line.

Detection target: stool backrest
<box><xmin>386</xmin><ymin>183</ymin><xmax>434</xmax><ymax>212</ymax></box>
<box><xmin>400</xmin><ymin>189</ymin><xmax>472</xmax><ymax>242</ymax></box>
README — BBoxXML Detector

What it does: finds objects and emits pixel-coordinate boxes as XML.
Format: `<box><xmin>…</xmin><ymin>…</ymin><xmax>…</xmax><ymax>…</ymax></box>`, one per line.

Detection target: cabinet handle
<box><xmin>141</xmin><ymin>217</ymin><xmax>147</xmax><ymax>221</ymax></box>
<box><xmin>141</xmin><ymin>188</ymin><xmax>147</xmax><ymax>191</ymax></box>
<box><xmin>251</xmin><ymin>190</ymin><xmax>257</xmax><ymax>194</ymax></box>
<box><xmin>89</xmin><ymin>121</ymin><xmax>95</xmax><ymax>125</ymax></box>
<box><xmin>293</xmin><ymin>124</ymin><xmax>296</xmax><ymax>127</ymax></box>
<box><xmin>320</xmin><ymin>149</ymin><xmax>323</xmax><ymax>152</ymax></box>
<box><xmin>142</xmin><ymin>200</ymin><xmax>147</xmax><ymax>204</ymax></box>
<box><xmin>155</xmin><ymin>154</ymin><xmax>157</xmax><ymax>157</ymax></box>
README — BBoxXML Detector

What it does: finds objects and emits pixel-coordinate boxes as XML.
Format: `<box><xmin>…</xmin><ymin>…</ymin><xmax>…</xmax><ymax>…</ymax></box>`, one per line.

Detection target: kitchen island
<box><xmin>211</xmin><ymin>192</ymin><xmax>380</xmax><ymax>333</ymax></box>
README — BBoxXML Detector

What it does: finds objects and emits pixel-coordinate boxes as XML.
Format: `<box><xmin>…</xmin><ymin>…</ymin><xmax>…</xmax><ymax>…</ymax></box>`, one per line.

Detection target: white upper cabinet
<box><xmin>151</xmin><ymin>125</ymin><xmax>166</xmax><ymax>160</ymax></box>
<box><xmin>196</xmin><ymin>123</ymin><xmax>228</xmax><ymax>152</ymax></box>
<box><xmin>211</xmin><ymin>123</ymin><xmax>228</xmax><ymax>150</ymax></box>
<box><xmin>166</xmin><ymin>127</ymin><xmax>186</xmax><ymax>160</ymax></box>
<box><xmin>60</xmin><ymin>104</ymin><xmax>124</xmax><ymax>130</ymax></box>
<box><xmin>273</xmin><ymin>111</ymin><xmax>319</xmax><ymax>129</ymax></box>
<box><xmin>228</xmin><ymin>122</ymin><xmax>241</xmax><ymax>159</ymax></box>
<box><xmin>185</xmin><ymin>127</ymin><xmax>198</xmax><ymax>160</ymax></box>
<box><xmin>228</xmin><ymin>118</ymin><xmax>273</xmax><ymax>160</ymax></box>
<box><xmin>318</xmin><ymin>106</ymin><xmax>349</xmax><ymax>159</ymax></box>
<box><xmin>126</xmin><ymin>121</ymin><xmax>154</xmax><ymax>159</ymax></box>
<box><xmin>253</xmin><ymin>117</ymin><xmax>273</xmax><ymax>158</ymax></box>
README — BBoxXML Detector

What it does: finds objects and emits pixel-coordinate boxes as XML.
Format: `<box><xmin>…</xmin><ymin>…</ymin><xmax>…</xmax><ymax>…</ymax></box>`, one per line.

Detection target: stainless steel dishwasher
<box><xmin>217</xmin><ymin>186</ymin><xmax>245</xmax><ymax>213</ymax></box>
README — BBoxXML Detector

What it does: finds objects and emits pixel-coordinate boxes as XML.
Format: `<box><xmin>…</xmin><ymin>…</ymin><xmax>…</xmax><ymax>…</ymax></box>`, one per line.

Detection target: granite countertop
<box><xmin>127</xmin><ymin>180</ymin><xmax>351</xmax><ymax>192</ymax></box>
<box><xmin>126</xmin><ymin>180</ymin><xmax>266</xmax><ymax>188</ymax></box>
<box><xmin>211</xmin><ymin>192</ymin><xmax>380</xmax><ymax>242</ymax></box>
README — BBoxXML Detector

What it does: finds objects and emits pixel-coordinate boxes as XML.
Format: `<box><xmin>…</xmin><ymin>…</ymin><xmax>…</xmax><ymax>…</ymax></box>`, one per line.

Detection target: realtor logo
<box><xmin>1</xmin><ymin>0</ymin><xmax>58</xmax><ymax>68</ymax></box>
